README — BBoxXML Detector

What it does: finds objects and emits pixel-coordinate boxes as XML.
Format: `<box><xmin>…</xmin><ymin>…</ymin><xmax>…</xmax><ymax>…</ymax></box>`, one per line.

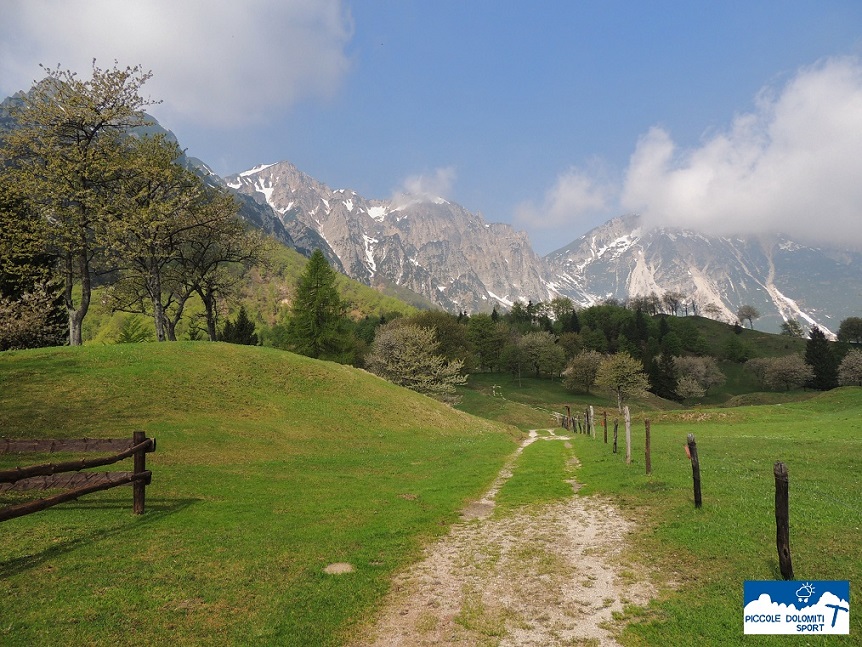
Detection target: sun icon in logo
<box><xmin>796</xmin><ymin>582</ymin><xmax>815</xmax><ymax>603</ymax></box>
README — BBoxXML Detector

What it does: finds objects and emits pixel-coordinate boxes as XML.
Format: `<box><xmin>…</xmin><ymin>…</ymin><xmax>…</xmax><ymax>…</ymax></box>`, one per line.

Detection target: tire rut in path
<box><xmin>350</xmin><ymin>430</ymin><xmax>655</xmax><ymax>647</ymax></box>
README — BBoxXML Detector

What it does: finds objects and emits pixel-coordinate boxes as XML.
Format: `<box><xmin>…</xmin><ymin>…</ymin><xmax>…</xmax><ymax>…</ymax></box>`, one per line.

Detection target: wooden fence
<box><xmin>0</xmin><ymin>431</ymin><xmax>156</xmax><ymax>522</ymax></box>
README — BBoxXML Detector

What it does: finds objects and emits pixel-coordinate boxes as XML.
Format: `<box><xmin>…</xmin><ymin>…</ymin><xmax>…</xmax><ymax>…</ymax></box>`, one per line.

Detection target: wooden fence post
<box><xmin>603</xmin><ymin>411</ymin><xmax>608</xmax><ymax>444</ymax></box>
<box><xmin>624</xmin><ymin>406</ymin><xmax>631</xmax><ymax>464</ymax></box>
<box><xmin>589</xmin><ymin>406</ymin><xmax>595</xmax><ymax>438</ymax></box>
<box><xmin>645</xmin><ymin>419</ymin><xmax>652</xmax><ymax>475</ymax></box>
<box><xmin>687</xmin><ymin>433</ymin><xmax>702</xmax><ymax>508</ymax></box>
<box><xmin>774</xmin><ymin>461</ymin><xmax>794</xmax><ymax>580</ymax></box>
<box><xmin>133</xmin><ymin>430</ymin><xmax>147</xmax><ymax>514</ymax></box>
<box><xmin>613</xmin><ymin>419</ymin><xmax>618</xmax><ymax>453</ymax></box>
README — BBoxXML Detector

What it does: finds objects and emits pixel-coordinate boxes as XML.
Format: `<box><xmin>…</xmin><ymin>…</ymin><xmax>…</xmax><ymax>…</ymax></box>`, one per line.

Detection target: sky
<box><xmin>2</xmin><ymin>1</ymin><xmax>862</xmax><ymax>254</ymax></box>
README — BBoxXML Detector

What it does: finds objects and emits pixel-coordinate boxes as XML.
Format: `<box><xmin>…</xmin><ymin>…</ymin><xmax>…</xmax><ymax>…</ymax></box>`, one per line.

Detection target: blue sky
<box><xmin>2</xmin><ymin>1</ymin><xmax>862</xmax><ymax>253</ymax></box>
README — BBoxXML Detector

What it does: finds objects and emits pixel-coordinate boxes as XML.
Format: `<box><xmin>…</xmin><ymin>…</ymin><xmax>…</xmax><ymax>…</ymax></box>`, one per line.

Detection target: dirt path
<box><xmin>350</xmin><ymin>431</ymin><xmax>655</xmax><ymax>647</ymax></box>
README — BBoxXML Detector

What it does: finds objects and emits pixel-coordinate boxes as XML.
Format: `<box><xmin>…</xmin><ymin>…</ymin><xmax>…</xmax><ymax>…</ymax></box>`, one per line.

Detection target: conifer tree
<box><xmin>804</xmin><ymin>325</ymin><xmax>838</xmax><ymax>390</ymax></box>
<box><xmin>286</xmin><ymin>249</ymin><xmax>353</xmax><ymax>362</ymax></box>
<box><xmin>220</xmin><ymin>305</ymin><xmax>258</xmax><ymax>346</ymax></box>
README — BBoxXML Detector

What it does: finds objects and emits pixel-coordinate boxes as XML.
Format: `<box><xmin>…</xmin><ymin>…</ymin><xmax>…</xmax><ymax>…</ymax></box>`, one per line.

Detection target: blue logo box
<box><xmin>744</xmin><ymin>580</ymin><xmax>850</xmax><ymax>634</ymax></box>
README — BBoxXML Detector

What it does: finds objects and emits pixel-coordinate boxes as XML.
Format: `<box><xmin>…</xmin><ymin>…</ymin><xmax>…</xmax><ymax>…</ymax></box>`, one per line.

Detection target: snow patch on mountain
<box><xmin>363</xmin><ymin>234</ymin><xmax>378</xmax><ymax>275</ymax></box>
<box><xmin>367</xmin><ymin>205</ymin><xmax>387</xmax><ymax>222</ymax></box>
<box><xmin>239</xmin><ymin>163</ymin><xmax>276</xmax><ymax>178</ymax></box>
<box><xmin>254</xmin><ymin>177</ymin><xmax>275</xmax><ymax>208</ymax></box>
<box><xmin>486</xmin><ymin>290</ymin><xmax>514</xmax><ymax>308</ymax></box>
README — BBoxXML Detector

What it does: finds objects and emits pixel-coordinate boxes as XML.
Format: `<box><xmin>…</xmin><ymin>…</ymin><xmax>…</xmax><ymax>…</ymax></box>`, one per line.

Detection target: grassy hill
<box><xmin>81</xmin><ymin>243</ymin><xmax>428</xmax><ymax>345</ymax></box>
<box><xmin>0</xmin><ymin>343</ymin><xmax>519</xmax><ymax>646</ymax></box>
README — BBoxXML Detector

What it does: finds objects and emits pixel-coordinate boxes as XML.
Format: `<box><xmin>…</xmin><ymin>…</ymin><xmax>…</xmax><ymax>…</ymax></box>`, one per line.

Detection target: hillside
<box><xmin>0</xmin><ymin>343</ymin><xmax>519</xmax><ymax>646</ymax></box>
<box><xmin>80</xmin><ymin>243</ymin><xmax>427</xmax><ymax>345</ymax></box>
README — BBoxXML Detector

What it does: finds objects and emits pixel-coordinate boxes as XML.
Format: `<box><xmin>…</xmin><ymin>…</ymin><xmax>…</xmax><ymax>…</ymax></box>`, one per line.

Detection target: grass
<box><xmin>568</xmin><ymin>388</ymin><xmax>862</xmax><ymax>645</ymax></box>
<box><xmin>4</xmin><ymin>342</ymin><xmax>860</xmax><ymax>645</ymax></box>
<box><xmin>495</xmin><ymin>438</ymin><xmax>577</xmax><ymax>512</ymax></box>
<box><xmin>0</xmin><ymin>343</ymin><xmax>519</xmax><ymax>646</ymax></box>
<box><xmin>458</xmin><ymin>373</ymin><xmax>862</xmax><ymax>644</ymax></box>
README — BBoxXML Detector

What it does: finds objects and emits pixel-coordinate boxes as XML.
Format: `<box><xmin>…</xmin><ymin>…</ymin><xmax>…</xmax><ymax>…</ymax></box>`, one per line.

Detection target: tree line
<box><xmin>259</xmin><ymin>248</ymin><xmax>860</xmax><ymax>404</ymax></box>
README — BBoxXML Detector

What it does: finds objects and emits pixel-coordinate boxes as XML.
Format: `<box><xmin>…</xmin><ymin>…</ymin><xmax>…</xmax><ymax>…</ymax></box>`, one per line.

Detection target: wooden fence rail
<box><xmin>0</xmin><ymin>431</ymin><xmax>155</xmax><ymax>522</ymax></box>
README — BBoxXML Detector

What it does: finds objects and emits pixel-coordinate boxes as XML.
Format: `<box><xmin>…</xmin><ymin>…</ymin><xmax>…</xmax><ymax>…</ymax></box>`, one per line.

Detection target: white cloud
<box><xmin>0</xmin><ymin>0</ymin><xmax>353</xmax><ymax>127</ymax></box>
<box><xmin>621</xmin><ymin>56</ymin><xmax>862</xmax><ymax>248</ymax></box>
<box><xmin>514</xmin><ymin>164</ymin><xmax>615</xmax><ymax>231</ymax></box>
<box><xmin>393</xmin><ymin>166</ymin><xmax>456</xmax><ymax>205</ymax></box>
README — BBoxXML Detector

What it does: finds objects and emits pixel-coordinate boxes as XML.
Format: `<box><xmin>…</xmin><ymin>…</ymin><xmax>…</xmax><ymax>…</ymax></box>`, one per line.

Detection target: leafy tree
<box><xmin>557</xmin><ymin>331</ymin><xmax>583</xmax><ymax>360</ymax></box>
<box><xmin>2</xmin><ymin>62</ymin><xmax>156</xmax><ymax>345</ymax></box>
<box><xmin>676</xmin><ymin>375</ymin><xmax>706</xmax><ymax>399</ymax></box>
<box><xmin>723</xmin><ymin>334</ymin><xmax>751</xmax><ymax>362</ymax></box>
<box><xmin>506</xmin><ymin>300</ymin><xmax>533</xmax><ymax>330</ymax></box>
<box><xmin>467</xmin><ymin>313</ymin><xmax>506</xmax><ymax>371</ymax></box>
<box><xmin>838</xmin><ymin>349</ymin><xmax>862</xmax><ymax>386</ymax></box>
<box><xmin>596</xmin><ymin>352</ymin><xmax>650</xmax><ymax>411</ymax></box>
<box><xmin>500</xmin><ymin>334</ymin><xmax>529</xmax><ymax>385</ymax></box>
<box><xmin>563</xmin><ymin>350</ymin><xmax>603</xmax><ymax>393</ymax></box>
<box><xmin>365</xmin><ymin>322</ymin><xmax>466</xmax><ymax>404</ymax></box>
<box><xmin>580</xmin><ymin>326</ymin><xmax>609</xmax><ymax>353</ymax></box>
<box><xmin>220</xmin><ymin>304</ymin><xmax>258</xmax><ymax>345</ymax></box>
<box><xmin>186</xmin><ymin>223</ymin><xmax>268</xmax><ymax>342</ymax></box>
<box><xmin>105</xmin><ymin>135</ymin><xmax>208</xmax><ymax>340</ymax></box>
<box><xmin>285</xmin><ymin>249</ymin><xmax>353</xmax><ymax>362</ymax></box>
<box><xmin>674</xmin><ymin>355</ymin><xmax>726</xmax><ymax>396</ymax></box>
<box><xmin>0</xmin><ymin>287</ymin><xmax>67</xmax><ymax>351</ymax></box>
<box><xmin>408</xmin><ymin>310</ymin><xmax>471</xmax><ymax>364</ymax></box>
<box><xmin>737</xmin><ymin>304</ymin><xmax>760</xmax><ymax>329</ymax></box>
<box><xmin>837</xmin><ymin>317</ymin><xmax>862</xmax><ymax>344</ymax></box>
<box><xmin>780</xmin><ymin>319</ymin><xmax>806</xmax><ymax>338</ymax></box>
<box><xmin>763</xmin><ymin>355</ymin><xmax>813</xmax><ymax>391</ymax></box>
<box><xmin>0</xmin><ymin>182</ymin><xmax>65</xmax><ymax>349</ymax></box>
<box><xmin>518</xmin><ymin>331</ymin><xmax>566</xmax><ymax>378</ymax></box>
<box><xmin>804</xmin><ymin>325</ymin><xmax>838</xmax><ymax>390</ymax></box>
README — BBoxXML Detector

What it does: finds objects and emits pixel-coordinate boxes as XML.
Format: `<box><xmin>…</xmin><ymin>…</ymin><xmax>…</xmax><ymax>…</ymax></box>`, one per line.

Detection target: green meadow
<box><xmin>0</xmin><ymin>343</ymin><xmax>519</xmax><ymax>646</ymax></box>
<box><xmin>559</xmin><ymin>391</ymin><xmax>862</xmax><ymax>645</ymax></box>
<box><xmin>1</xmin><ymin>342</ymin><xmax>860</xmax><ymax>645</ymax></box>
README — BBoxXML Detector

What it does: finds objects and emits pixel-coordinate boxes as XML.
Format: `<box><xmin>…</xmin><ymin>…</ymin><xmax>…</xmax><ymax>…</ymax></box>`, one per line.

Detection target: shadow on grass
<box><xmin>0</xmin><ymin>497</ymin><xmax>200</xmax><ymax>578</ymax></box>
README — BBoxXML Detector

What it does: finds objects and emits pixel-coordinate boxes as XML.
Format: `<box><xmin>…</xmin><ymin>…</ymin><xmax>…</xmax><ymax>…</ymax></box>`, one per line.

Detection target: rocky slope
<box><xmin>225</xmin><ymin>161</ymin><xmax>553</xmax><ymax>312</ymax></box>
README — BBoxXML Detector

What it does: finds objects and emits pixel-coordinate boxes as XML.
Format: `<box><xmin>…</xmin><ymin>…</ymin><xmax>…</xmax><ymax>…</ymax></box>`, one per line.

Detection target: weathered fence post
<box><xmin>687</xmin><ymin>433</ymin><xmax>702</xmax><ymax>508</ymax></box>
<box><xmin>624</xmin><ymin>406</ymin><xmax>631</xmax><ymax>464</ymax></box>
<box><xmin>133</xmin><ymin>430</ymin><xmax>147</xmax><ymax>514</ymax></box>
<box><xmin>645</xmin><ymin>419</ymin><xmax>652</xmax><ymax>475</ymax></box>
<box><xmin>565</xmin><ymin>405</ymin><xmax>572</xmax><ymax>430</ymax></box>
<box><xmin>774</xmin><ymin>461</ymin><xmax>794</xmax><ymax>580</ymax></box>
<box><xmin>603</xmin><ymin>410</ymin><xmax>608</xmax><ymax>444</ymax></box>
<box><xmin>613</xmin><ymin>419</ymin><xmax>618</xmax><ymax>453</ymax></box>
<box><xmin>589</xmin><ymin>406</ymin><xmax>595</xmax><ymax>439</ymax></box>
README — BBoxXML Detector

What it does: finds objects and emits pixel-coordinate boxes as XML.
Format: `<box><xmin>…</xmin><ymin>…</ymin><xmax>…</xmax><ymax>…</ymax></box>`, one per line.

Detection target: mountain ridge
<box><xmin>225</xmin><ymin>159</ymin><xmax>861</xmax><ymax>335</ymax></box>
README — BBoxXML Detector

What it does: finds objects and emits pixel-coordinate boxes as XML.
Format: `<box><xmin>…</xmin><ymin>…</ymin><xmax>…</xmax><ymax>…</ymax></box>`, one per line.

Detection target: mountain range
<box><xmin>2</xmin><ymin>87</ymin><xmax>859</xmax><ymax>335</ymax></box>
<box><xmin>223</xmin><ymin>160</ymin><xmax>861</xmax><ymax>336</ymax></box>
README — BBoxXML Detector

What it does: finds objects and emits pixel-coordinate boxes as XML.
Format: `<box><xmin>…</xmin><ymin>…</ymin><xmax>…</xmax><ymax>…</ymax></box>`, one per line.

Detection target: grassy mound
<box><xmin>0</xmin><ymin>343</ymin><xmax>519</xmax><ymax>646</ymax></box>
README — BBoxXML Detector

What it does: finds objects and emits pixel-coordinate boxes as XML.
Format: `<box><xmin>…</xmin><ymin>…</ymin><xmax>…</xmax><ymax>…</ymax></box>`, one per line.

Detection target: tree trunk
<box><xmin>64</xmin><ymin>250</ymin><xmax>91</xmax><ymax>347</ymax></box>
<box><xmin>199</xmin><ymin>287</ymin><xmax>218</xmax><ymax>341</ymax></box>
<box><xmin>165</xmin><ymin>292</ymin><xmax>190</xmax><ymax>342</ymax></box>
